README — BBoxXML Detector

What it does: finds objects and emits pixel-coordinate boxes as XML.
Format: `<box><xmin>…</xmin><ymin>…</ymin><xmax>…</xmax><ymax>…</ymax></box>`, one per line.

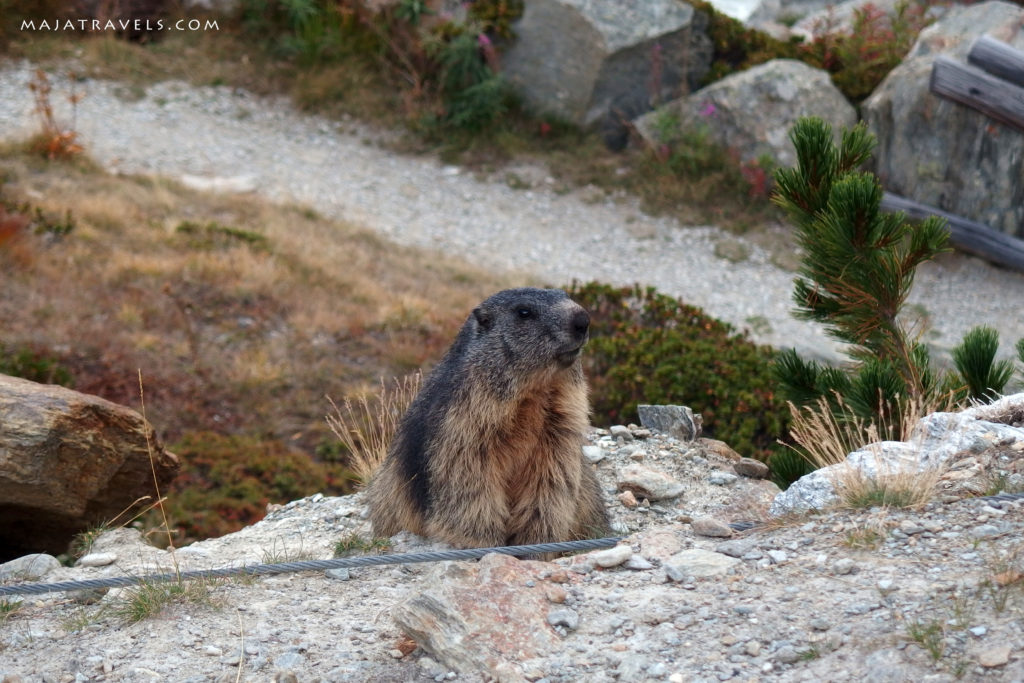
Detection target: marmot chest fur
<box><xmin>366</xmin><ymin>287</ymin><xmax>609</xmax><ymax>548</ymax></box>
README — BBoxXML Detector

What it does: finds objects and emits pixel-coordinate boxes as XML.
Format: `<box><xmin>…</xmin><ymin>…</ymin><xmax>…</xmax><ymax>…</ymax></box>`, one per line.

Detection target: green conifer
<box><xmin>771</xmin><ymin>117</ymin><xmax>1019</xmax><ymax>448</ymax></box>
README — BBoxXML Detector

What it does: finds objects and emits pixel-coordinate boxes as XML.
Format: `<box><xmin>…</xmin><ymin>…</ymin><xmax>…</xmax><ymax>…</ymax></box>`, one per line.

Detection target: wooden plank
<box><xmin>968</xmin><ymin>34</ymin><xmax>1024</xmax><ymax>89</ymax></box>
<box><xmin>881</xmin><ymin>192</ymin><xmax>1024</xmax><ymax>273</ymax></box>
<box><xmin>930</xmin><ymin>56</ymin><xmax>1024</xmax><ymax>133</ymax></box>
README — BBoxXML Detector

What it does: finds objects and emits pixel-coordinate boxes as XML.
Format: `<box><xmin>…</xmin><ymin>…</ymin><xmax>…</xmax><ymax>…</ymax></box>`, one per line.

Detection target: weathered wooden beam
<box><xmin>881</xmin><ymin>192</ymin><xmax>1024</xmax><ymax>273</ymax></box>
<box><xmin>968</xmin><ymin>34</ymin><xmax>1024</xmax><ymax>89</ymax></box>
<box><xmin>930</xmin><ymin>55</ymin><xmax>1024</xmax><ymax>133</ymax></box>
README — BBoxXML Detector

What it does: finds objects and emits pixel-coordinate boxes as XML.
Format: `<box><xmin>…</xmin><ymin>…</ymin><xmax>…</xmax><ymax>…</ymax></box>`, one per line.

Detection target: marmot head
<box><xmin>467</xmin><ymin>288</ymin><xmax>590</xmax><ymax>381</ymax></box>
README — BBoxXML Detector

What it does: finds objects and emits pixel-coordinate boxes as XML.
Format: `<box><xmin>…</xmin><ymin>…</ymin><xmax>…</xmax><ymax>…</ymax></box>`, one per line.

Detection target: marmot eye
<box><xmin>516</xmin><ymin>307</ymin><xmax>533</xmax><ymax>319</ymax></box>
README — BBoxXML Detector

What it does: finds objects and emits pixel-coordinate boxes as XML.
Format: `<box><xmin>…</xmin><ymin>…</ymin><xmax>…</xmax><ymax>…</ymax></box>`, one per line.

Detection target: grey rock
<box><xmin>808</xmin><ymin>617</ymin><xmax>831</xmax><ymax>631</ymax></box>
<box><xmin>898</xmin><ymin>520</ymin><xmax>923</xmax><ymax>535</ymax></box>
<box><xmin>708</xmin><ymin>472</ymin><xmax>738</xmax><ymax>486</ymax></box>
<box><xmin>635</xmin><ymin>59</ymin><xmax>856</xmax><ymax>167</ymax></box>
<box><xmin>664</xmin><ymin>549</ymin><xmax>740</xmax><ymax>580</ymax></box>
<box><xmin>273</xmin><ymin>652</ymin><xmax>304</xmax><ymax>669</ymax></box>
<box><xmin>0</xmin><ymin>553</ymin><xmax>61</xmax><ymax>581</ymax></box>
<box><xmin>733</xmin><ymin>457</ymin><xmax>770</xmax><ymax>479</ymax></box>
<box><xmin>76</xmin><ymin>552</ymin><xmax>117</xmax><ymax>568</ymax></box>
<box><xmin>325</xmin><ymin>568</ymin><xmax>351</xmax><ymax>581</ymax></box>
<box><xmin>609</xmin><ymin>425</ymin><xmax>634</xmax><ymax>442</ymax></box>
<box><xmin>624</xmin><ymin>555</ymin><xmax>655</xmax><ymax>570</ymax></box>
<box><xmin>970</xmin><ymin>626</ymin><xmax>988</xmax><ymax>637</ymax></box>
<box><xmin>637</xmin><ymin>405</ymin><xmax>702</xmax><ymax>441</ymax></box>
<box><xmin>775</xmin><ymin>645</ymin><xmax>800</xmax><ymax>664</ymax></box>
<box><xmin>502</xmin><ymin>0</ymin><xmax>712</xmax><ymax>131</ymax></box>
<box><xmin>766</xmin><ymin>550</ymin><xmax>788</xmax><ymax>564</ymax></box>
<box><xmin>546</xmin><ymin>607</ymin><xmax>580</xmax><ymax>631</ymax></box>
<box><xmin>714</xmin><ymin>538</ymin><xmax>758</xmax><ymax>558</ymax></box>
<box><xmin>970</xmin><ymin>524</ymin><xmax>1003</xmax><ymax>539</ymax></box>
<box><xmin>769</xmin><ymin>467</ymin><xmax>838</xmax><ymax>516</ymax></box>
<box><xmin>617</xmin><ymin>464</ymin><xmax>685</xmax><ymax>501</ymax></box>
<box><xmin>582</xmin><ymin>445</ymin><xmax>606</xmax><ymax>464</ymax></box>
<box><xmin>590</xmin><ymin>544</ymin><xmax>633</xmax><ymax>568</ymax></box>
<box><xmin>691</xmin><ymin>516</ymin><xmax>734</xmax><ymax>538</ymax></box>
<box><xmin>833</xmin><ymin>558</ymin><xmax>857</xmax><ymax>575</ymax></box>
<box><xmin>862</xmin><ymin>1</ymin><xmax>1024</xmax><ymax>238</ymax></box>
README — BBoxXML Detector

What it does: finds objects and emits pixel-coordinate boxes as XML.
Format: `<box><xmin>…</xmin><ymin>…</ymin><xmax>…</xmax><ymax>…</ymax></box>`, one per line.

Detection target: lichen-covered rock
<box><xmin>637</xmin><ymin>404</ymin><xmax>702</xmax><ymax>441</ymax></box>
<box><xmin>391</xmin><ymin>553</ymin><xmax>566</xmax><ymax>679</ymax></box>
<box><xmin>634</xmin><ymin>59</ymin><xmax>856</xmax><ymax>167</ymax></box>
<box><xmin>0</xmin><ymin>374</ymin><xmax>179</xmax><ymax>560</ymax></box>
<box><xmin>501</xmin><ymin>0</ymin><xmax>711</xmax><ymax>134</ymax></box>
<box><xmin>861</xmin><ymin>1</ymin><xmax>1024</xmax><ymax>237</ymax></box>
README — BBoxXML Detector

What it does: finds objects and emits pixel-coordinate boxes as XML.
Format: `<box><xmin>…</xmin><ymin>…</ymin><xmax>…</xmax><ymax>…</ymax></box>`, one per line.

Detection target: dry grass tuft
<box><xmin>786</xmin><ymin>395</ymin><xmax>950</xmax><ymax>510</ymax></box>
<box><xmin>326</xmin><ymin>371</ymin><xmax>422</xmax><ymax>483</ymax></box>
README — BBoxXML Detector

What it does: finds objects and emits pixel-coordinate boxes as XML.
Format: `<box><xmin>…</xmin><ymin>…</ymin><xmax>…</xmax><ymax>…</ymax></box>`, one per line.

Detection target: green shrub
<box><xmin>799</xmin><ymin>0</ymin><xmax>932</xmax><ymax>103</ymax></box>
<box><xmin>0</xmin><ymin>344</ymin><xmax>73</xmax><ymax>386</ymax></box>
<box><xmin>164</xmin><ymin>432</ymin><xmax>354</xmax><ymax>543</ymax></box>
<box><xmin>567</xmin><ymin>281</ymin><xmax>787</xmax><ymax>461</ymax></box>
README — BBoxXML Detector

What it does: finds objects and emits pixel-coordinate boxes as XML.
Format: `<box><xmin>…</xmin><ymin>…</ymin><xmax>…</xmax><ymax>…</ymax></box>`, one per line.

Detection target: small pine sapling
<box><xmin>771</xmin><ymin>117</ymin><xmax>1019</xmax><ymax>479</ymax></box>
<box><xmin>772</xmin><ymin>116</ymin><xmax>949</xmax><ymax>437</ymax></box>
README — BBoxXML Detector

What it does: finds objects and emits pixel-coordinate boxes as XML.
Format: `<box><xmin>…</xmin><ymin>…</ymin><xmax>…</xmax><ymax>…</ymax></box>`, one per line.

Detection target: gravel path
<box><xmin>2</xmin><ymin>60</ymin><xmax>1023</xmax><ymax>365</ymax></box>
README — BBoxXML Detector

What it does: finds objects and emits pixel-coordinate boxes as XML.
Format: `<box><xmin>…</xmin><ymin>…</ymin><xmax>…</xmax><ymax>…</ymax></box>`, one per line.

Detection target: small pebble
<box><xmin>978</xmin><ymin>645</ymin><xmax>1010</xmax><ymax>668</ymax></box>
<box><xmin>547</xmin><ymin>608</ymin><xmax>580</xmax><ymax>631</ymax></box>
<box><xmin>610</xmin><ymin>425</ymin><xmax>634</xmax><ymax>442</ymax></box>
<box><xmin>692</xmin><ymin>516</ymin><xmax>734</xmax><ymax>538</ymax></box>
<box><xmin>833</xmin><ymin>558</ymin><xmax>857</xmax><ymax>575</ymax></box>
<box><xmin>590</xmin><ymin>545</ymin><xmax>633</xmax><ymax>568</ymax></box>
<box><xmin>809</xmin><ymin>618</ymin><xmax>831</xmax><ymax>631</ymax></box>
<box><xmin>618</xmin><ymin>490</ymin><xmax>639</xmax><ymax>508</ymax></box>
<box><xmin>708</xmin><ymin>472</ymin><xmax>738</xmax><ymax>486</ymax></box>
<box><xmin>775</xmin><ymin>645</ymin><xmax>799</xmax><ymax>664</ymax></box>
<box><xmin>582</xmin><ymin>445</ymin><xmax>605</xmax><ymax>464</ymax></box>
<box><xmin>76</xmin><ymin>553</ymin><xmax>117</xmax><ymax>568</ymax></box>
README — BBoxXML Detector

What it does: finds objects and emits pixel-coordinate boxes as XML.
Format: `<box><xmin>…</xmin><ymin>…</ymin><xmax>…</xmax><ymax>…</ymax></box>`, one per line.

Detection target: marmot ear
<box><xmin>473</xmin><ymin>306</ymin><xmax>492</xmax><ymax>332</ymax></box>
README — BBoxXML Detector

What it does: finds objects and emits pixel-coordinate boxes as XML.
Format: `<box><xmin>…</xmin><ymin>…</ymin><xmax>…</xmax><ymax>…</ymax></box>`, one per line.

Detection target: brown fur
<box><xmin>366</xmin><ymin>288</ymin><xmax>609</xmax><ymax>550</ymax></box>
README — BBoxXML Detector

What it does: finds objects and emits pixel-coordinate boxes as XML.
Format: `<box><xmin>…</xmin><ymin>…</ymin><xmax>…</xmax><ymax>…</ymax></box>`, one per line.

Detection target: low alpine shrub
<box><xmin>567</xmin><ymin>281</ymin><xmax>787</xmax><ymax>462</ymax></box>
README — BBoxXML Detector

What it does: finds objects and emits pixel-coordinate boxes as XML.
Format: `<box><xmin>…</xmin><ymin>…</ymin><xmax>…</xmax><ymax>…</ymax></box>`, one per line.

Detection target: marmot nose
<box><xmin>571</xmin><ymin>309</ymin><xmax>590</xmax><ymax>338</ymax></box>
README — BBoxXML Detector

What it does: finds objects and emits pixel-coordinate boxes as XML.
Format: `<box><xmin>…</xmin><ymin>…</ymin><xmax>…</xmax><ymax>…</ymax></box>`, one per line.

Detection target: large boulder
<box><xmin>0</xmin><ymin>374</ymin><xmax>179</xmax><ymax>560</ymax></box>
<box><xmin>501</xmin><ymin>0</ymin><xmax>712</xmax><ymax>137</ymax></box>
<box><xmin>634</xmin><ymin>59</ymin><xmax>857</xmax><ymax>167</ymax></box>
<box><xmin>861</xmin><ymin>1</ymin><xmax>1024</xmax><ymax>238</ymax></box>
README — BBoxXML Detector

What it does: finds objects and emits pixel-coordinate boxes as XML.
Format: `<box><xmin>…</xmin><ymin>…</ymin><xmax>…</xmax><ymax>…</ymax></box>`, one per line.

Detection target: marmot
<box><xmin>367</xmin><ymin>287</ymin><xmax>609</xmax><ymax>549</ymax></box>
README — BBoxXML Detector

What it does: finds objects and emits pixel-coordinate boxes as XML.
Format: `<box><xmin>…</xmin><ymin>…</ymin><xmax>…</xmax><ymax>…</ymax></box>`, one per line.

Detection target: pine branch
<box><xmin>952</xmin><ymin>326</ymin><xmax>1014</xmax><ymax>401</ymax></box>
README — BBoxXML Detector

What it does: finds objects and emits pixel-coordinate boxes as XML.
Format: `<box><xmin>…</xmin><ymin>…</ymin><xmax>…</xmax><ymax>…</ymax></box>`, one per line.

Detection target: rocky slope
<box><xmin>2</xmin><ymin>400</ymin><xmax>1024</xmax><ymax>682</ymax></box>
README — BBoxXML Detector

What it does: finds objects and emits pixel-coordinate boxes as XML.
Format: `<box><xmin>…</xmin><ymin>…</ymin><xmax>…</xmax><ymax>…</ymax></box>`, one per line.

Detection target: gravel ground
<box><xmin>2</xmin><ymin>420</ymin><xmax>1024</xmax><ymax>682</ymax></box>
<box><xmin>1</xmin><ymin>60</ymin><xmax>1023</xmax><ymax>368</ymax></box>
